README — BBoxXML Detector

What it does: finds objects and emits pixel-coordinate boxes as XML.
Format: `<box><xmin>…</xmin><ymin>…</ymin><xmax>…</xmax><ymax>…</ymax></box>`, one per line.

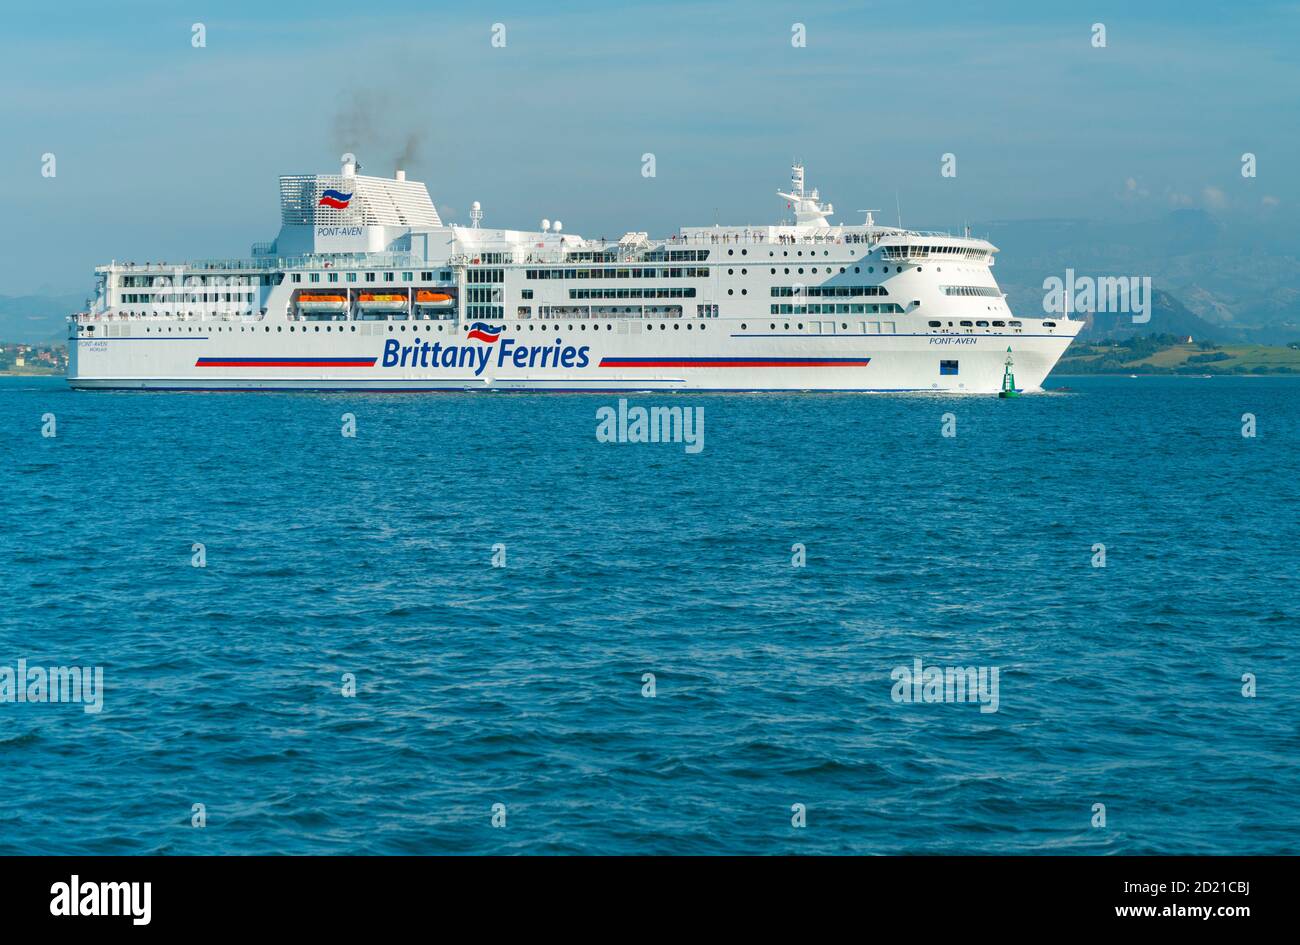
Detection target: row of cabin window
<box><xmin>526</xmin><ymin>267</ymin><xmax>710</xmax><ymax>279</ymax></box>
<box><xmin>571</xmin><ymin>288</ymin><xmax>696</xmax><ymax>299</ymax></box>
<box><xmin>927</xmin><ymin>319</ymin><xmax>1059</xmax><ymax>329</ymax></box>
<box><xmin>771</xmin><ymin>285</ymin><xmax>889</xmax><ymax>298</ymax></box>
<box><xmin>940</xmin><ymin>286</ymin><xmax>1002</xmax><ymax>297</ymax></box>
<box><xmin>290</xmin><ymin>271</ymin><xmax>453</xmax><ymax>284</ymax></box>
<box><xmin>772</xmin><ymin>303</ymin><xmax>904</xmax><ymax>315</ymax></box>
<box><xmin>131</xmin><ymin>322</ymin><xmax>711</xmax><ymax>335</ymax></box>
<box><xmin>739</xmin><ymin>322</ymin><xmax>898</xmax><ymax>333</ymax></box>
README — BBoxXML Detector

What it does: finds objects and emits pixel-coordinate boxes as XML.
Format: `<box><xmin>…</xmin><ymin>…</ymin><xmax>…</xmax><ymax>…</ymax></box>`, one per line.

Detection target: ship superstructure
<box><xmin>68</xmin><ymin>158</ymin><xmax>1081</xmax><ymax>392</ymax></box>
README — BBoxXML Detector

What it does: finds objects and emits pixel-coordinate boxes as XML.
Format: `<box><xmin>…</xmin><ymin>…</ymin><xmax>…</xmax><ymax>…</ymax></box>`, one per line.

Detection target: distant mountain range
<box><xmin>980</xmin><ymin>210</ymin><xmax>1300</xmax><ymax>343</ymax></box>
<box><xmin>0</xmin><ymin>293</ymin><xmax>87</xmax><ymax>344</ymax></box>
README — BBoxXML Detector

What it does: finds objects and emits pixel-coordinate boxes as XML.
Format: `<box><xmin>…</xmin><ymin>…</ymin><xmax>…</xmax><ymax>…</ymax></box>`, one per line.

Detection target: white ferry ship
<box><xmin>68</xmin><ymin>157</ymin><xmax>1081</xmax><ymax>392</ymax></box>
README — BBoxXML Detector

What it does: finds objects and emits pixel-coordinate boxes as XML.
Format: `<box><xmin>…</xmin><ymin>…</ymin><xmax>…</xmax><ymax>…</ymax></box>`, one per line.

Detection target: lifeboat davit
<box><xmin>357</xmin><ymin>292</ymin><xmax>409</xmax><ymax>313</ymax></box>
<box><xmin>296</xmin><ymin>292</ymin><xmax>348</xmax><ymax>313</ymax></box>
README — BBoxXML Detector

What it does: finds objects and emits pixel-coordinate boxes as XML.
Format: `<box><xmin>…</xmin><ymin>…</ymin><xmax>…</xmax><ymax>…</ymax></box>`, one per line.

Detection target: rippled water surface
<box><xmin>0</xmin><ymin>374</ymin><xmax>1296</xmax><ymax>854</ymax></box>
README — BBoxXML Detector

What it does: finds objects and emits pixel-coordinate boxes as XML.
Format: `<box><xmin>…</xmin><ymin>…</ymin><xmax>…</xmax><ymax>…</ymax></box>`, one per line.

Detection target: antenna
<box><xmin>895</xmin><ymin>192</ymin><xmax>902</xmax><ymax>229</ymax></box>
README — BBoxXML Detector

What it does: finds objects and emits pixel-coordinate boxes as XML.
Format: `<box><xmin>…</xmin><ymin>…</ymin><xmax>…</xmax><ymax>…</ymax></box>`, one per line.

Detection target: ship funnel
<box><xmin>395</xmin><ymin>169</ymin><xmax>406</xmax><ymax>181</ymax></box>
<box><xmin>342</xmin><ymin>156</ymin><xmax>357</xmax><ymax>178</ymax></box>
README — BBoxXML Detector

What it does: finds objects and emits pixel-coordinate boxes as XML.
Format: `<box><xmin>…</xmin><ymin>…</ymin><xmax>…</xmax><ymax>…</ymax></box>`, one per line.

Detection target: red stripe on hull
<box><xmin>196</xmin><ymin>361</ymin><xmax>374</xmax><ymax>368</ymax></box>
<box><xmin>600</xmin><ymin>360</ymin><xmax>872</xmax><ymax>368</ymax></box>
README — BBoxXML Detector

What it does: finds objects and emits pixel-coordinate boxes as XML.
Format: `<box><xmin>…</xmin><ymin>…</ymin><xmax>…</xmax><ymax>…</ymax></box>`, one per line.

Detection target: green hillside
<box><xmin>1056</xmin><ymin>334</ymin><xmax>1300</xmax><ymax>375</ymax></box>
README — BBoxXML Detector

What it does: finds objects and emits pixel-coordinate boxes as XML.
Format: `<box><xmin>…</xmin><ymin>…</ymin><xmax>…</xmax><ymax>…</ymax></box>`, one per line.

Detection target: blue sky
<box><xmin>4</xmin><ymin>0</ymin><xmax>1298</xmax><ymax>294</ymax></box>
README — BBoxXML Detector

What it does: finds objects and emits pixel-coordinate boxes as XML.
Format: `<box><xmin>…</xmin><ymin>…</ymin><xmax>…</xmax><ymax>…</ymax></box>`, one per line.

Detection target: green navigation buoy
<box><xmin>998</xmin><ymin>346</ymin><xmax>1019</xmax><ymax>398</ymax></box>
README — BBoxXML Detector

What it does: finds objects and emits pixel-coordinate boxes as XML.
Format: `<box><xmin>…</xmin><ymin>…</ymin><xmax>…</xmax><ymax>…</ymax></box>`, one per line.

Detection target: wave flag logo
<box><xmin>318</xmin><ymin>189</ymin><xmax>353</xmax><ymax>209</ymax></box>
<box><xmin>467</xmin><ymin>322</ymin><xmax>503</xmax><ymax>343</ymax></box>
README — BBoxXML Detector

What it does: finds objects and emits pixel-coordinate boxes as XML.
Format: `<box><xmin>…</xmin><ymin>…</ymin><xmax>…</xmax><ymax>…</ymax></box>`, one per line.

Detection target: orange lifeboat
<box><xmin>415</xmin><ymin>290</ymin><xmax>454</xmax><ymax>306</ymax></box>
<box><xmin>297</xmin><ymin>292</ymin><xmax>348</xmax><ymax>313</ymax></box>
<box><xmin>357</xmin><ymin>292</ymin><xmax>409</xmax><ymax>312</ymax></box>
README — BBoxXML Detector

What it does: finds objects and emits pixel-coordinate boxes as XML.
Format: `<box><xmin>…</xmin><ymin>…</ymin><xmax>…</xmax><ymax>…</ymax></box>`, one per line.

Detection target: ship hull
<box><xmin>67</xmin><ymin>320</ymin><xmax>1079</xmax><ymax>393</ymax></box>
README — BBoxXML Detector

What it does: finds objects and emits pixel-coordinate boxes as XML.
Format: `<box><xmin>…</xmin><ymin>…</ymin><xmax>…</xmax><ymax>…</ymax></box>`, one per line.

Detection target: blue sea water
<box><xmin>0</xmin><ymin>374</ymin><xmax>1296</xmax><ymax>855</ymax></box>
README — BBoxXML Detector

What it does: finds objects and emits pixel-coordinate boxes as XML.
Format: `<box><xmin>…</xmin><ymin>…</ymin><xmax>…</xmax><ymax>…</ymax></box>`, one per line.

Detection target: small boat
<box><xmin>357</xmin><ymin>292</ymin><xmax>410</xmax><ymax>313</ymax></box>
<box><xmin>296</xmin><ymin>293</ymin><xmax>348</xmax><ymax>313</ymax></box>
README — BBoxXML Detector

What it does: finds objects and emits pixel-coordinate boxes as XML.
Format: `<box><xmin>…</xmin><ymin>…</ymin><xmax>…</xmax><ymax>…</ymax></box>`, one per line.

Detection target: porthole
<box><xmin>728</xmin><ymin>249</ymin><xmax>734</xmax><ymax>255</ymax></box>
<box><xmin>728</xmin><ymin>268</ymin><xmax>734</xmax><ymax>275</ymax></box>
<box><xmin>741</xmin><ymin>323</ymin><xmax>748</xmax><ymax>330</ymax></box>
<box><xmin>741</xmin><ymin>289</ymin><xmax>747</xmax><ymax>295</ymax></box>
<box><xmin>741</xmin><ymin>268</ymin><xmax>747</xmax><ymax>275</ymax></box>
<box><xmin>727</xmin><ymin>289</ymin><xmax>734</xmax><ymax>295</ymax></box>
<box><xmin>674</xmin><ymin>323</ymin><xmax>680</xmax><ymax>330</ymax></box>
